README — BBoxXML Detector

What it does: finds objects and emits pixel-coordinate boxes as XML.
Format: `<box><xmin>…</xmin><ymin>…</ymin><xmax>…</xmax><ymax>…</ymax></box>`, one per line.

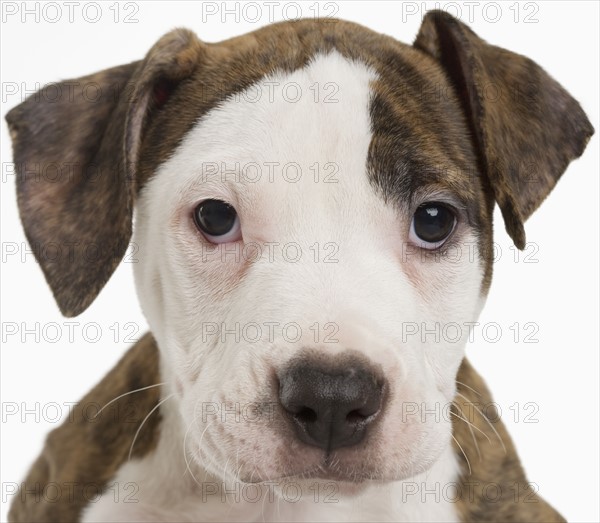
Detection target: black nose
<box><xmin>278</xmin><ymin>358</ymin><xmax>385</xmax><ymax>451</ymax></box>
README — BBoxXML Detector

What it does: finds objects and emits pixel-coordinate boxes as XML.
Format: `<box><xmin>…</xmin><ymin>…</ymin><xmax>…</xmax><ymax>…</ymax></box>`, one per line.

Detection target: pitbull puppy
<box><xmin>6</xmin><ymin>11</ymin><xmax>593</xmax><ymax>523</ymax></box>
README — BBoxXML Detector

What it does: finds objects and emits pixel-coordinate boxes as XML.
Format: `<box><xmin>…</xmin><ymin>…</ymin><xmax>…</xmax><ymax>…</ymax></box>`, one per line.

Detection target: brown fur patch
<box><xmin>8</xmin><ymin>334</ymin><xmax>162</xmax><ymax>522</ymax></box>
<box><xmin>414</xmin><ymin>10</ymin><xmax>594</xmax><ymax>251</ymax></box>
<box><xmin>5</xmin><ymin>29</ymin><xmax>204</xmax><ymax>318</ymax></box>
<box><xmin>452</xmin><ymin>359</ymin><xmax>565</xmax><ymax>522</ymax></box>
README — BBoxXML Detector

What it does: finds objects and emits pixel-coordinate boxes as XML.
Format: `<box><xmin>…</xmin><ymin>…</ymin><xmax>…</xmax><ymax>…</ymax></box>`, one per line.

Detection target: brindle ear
<box><xmin>414</xmin><ymin>10</ymin><xmax>594</xmax><ymax>249</ymax></box>
<box><xmin>6</xmin><ymin>28</ymin><xmax>204</xmax><ymax>317</ymax></box>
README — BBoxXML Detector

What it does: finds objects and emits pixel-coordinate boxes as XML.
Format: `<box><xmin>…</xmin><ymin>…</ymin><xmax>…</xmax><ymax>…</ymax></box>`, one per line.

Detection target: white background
<box><xmin>1</xmin><ymin>1</ymin><xmax>598</xmax><ymax>522</ymax></box>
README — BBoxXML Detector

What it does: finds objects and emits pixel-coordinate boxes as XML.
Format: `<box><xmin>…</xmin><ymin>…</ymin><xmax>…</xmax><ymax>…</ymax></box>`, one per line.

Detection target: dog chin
<box><xmin>238</xmin><ymin>473</ymin><xmax>382</xmax><ymax>499</ymax></box>
<box><xmin>279</xmin><ymin>476</ymin><xmax>381</xmax><ymax>498</ymax></box>
<box><xmin>237</xmin><ymin>462</ymin><xmax>416</xmax><ymax>487</ymax></box>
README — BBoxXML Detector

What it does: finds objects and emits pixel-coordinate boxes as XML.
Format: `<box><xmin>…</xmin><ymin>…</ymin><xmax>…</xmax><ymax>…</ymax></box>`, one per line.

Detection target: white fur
<box><xmin>83</xmin><ymin>52</ymin><xmax>484</xmax><ymax>523</ymax></box>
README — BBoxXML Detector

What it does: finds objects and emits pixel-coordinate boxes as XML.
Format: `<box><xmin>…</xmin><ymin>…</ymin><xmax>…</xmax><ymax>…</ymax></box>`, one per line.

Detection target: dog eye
<box><xmin>193</xmin><ymin>199</ymin><xmax>241</xmax><ymax>244</ymax></box>
<box><xmin>409</xmin><ymin>202</ymin><xmax>456</xmax><ymax>249</ymax></box>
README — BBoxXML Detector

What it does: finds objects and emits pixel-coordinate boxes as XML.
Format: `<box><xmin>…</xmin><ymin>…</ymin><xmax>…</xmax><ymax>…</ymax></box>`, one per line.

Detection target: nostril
<box><xmin>345</xmin><ymin>410</ymin><xmax>368</xmax><ymax>424</ymax></box>
<box><xmin>295</xmin><ymin>407</ymin><xmax>318</xmax><ymax>424</ymax></box>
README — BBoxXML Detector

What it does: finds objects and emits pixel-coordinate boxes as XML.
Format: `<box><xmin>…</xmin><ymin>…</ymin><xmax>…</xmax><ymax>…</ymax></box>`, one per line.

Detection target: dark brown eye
<box><xmin>193</xmin><ymin>200</ymin><xmax>241</xmax><ymax>243</ymax></box>
<box><xmin>410</xmin><ymin>203</ymin><xmax>456</xmax><ymax>249</ymax></box>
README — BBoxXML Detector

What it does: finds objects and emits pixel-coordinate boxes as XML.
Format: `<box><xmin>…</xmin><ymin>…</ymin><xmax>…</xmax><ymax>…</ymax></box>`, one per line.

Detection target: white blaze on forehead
<box><xmin>149</xmin><ymin>51</ymin><xmax>386</xmax><ymax>241</ymax></box>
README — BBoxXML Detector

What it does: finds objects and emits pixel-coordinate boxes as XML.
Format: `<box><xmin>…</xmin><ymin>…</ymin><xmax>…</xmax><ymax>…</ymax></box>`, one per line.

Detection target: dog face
<box><xmin>6</xmin><ymin>13</ymin><xmax>592</xmax><ymax>488</ymax></box>
<box><xmin>134</xmin><ymin>50</ymin><xmax>486</xmax><ymax>483</ymax></box>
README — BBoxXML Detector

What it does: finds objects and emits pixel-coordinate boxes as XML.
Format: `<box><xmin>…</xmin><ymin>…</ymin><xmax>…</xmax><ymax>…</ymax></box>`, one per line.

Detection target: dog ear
<box><xmin>414</xmin><ymin>11</ymin><xmax>594</xmax><ymax>249</ymax></box>
<box><xmin>6</xmin><ymin>29</ymin><xmax>204</xmax><ymax>317</ymax></box>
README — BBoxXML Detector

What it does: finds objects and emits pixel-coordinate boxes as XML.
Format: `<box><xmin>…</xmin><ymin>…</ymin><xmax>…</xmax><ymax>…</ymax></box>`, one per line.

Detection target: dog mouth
<box><xmin>239</xmin><ymin>457</ymin><xmax>393</xmax><ymax>485</ymax></box>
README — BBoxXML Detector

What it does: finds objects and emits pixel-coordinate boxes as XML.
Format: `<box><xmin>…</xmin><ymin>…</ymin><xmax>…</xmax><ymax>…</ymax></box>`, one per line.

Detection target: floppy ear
<box><xmin>414</xmin><ymin>10</ymin><xmax>594</xmax><ymax>248</ymax></box>
<box><xmin>6</xmin><ymin>29</ymin><xmax>204</xmax><ymax>317</ymax></box>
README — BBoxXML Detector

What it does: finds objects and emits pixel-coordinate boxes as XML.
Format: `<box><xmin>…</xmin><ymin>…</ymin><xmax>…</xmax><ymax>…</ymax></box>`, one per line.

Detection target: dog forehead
<box><xmin>151</xmin><ymin>52</ymin><xmax>401</xmax><ymax>241</ymax></box>
<box><xmin>139</xmin><ymin>19</ymin><xmax>478</xmax><ymax>204</ymax></box>
<box><xmin>182</xmin><ymin>55</ymin><xmax>372</xmax><ymax>185</ymax></box>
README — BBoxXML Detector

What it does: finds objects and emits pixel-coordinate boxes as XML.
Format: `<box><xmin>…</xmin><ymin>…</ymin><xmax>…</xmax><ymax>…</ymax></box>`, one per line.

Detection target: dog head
<box><xmin>7</xmin><ymin>12</ymin><xmax>592</xmax><ymax>486</ymax></box>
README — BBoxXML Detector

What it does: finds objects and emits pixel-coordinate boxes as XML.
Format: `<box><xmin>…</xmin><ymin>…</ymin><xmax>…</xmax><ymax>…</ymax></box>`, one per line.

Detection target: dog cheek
<box><xmin>372</xmin><ymin>374</ymin><xmax>453</xmax><ymax>477</ymax></box>
<box><xmin>385</xmin><ymin>413</ymin><xmax>451</xmax><ymax>478</ymax></box>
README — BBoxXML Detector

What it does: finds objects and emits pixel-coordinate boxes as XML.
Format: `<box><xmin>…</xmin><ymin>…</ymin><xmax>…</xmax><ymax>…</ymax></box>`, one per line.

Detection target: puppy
<box><xmin>6</xmin><ymin>11</ymin><xmax>593</xmax><ymax>523</ymax></box>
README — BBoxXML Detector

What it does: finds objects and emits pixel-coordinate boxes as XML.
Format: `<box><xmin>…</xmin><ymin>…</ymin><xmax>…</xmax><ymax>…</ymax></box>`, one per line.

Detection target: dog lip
<box><xmin>240</xmin><ymin>462</ymin><xmax>388</xmax><ymax>484</ymax></box>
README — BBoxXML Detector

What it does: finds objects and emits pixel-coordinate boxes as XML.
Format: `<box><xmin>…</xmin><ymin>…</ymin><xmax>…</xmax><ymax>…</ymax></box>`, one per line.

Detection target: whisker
<box><xmin>93</xmin><ymin>382</ymin><xmax>165</xmax><ymax>419</ymax></box>
<box><xmin>182</xmin><ymin>398</ymin><xmax>207</xmax><ymax>485</ymax></box>
<box><xmin>451</xmin><ymin>433</ymin><xmax>472</xmax><ymax>476</ymax></box>
<box><xmin>222</xmin><ymin>455</ymin><xmax>231</xmax><ymax>487</ymax></box>
<box><xmin>451</xmin><ymin>401</ymin><xmax>492</xmax><ymax>444</ymax></box>
<box><xmin>450</xmin><ymin>407</ymin><xmax>481</xmax><ymax>460</ymax></box>
<box><xmin>455</xmin><ymin>391</ymin><xmax>507</xmax><ymax>453</ymax></box>
<box><xmin>186</xmin><ymin>420</ymin><xmax>222</xmax><ymax>488</ymax></box>
<box><xmin>456</xmin><ymin>380</ymin><xmax>483</xmax><ymax>398</ymax></box>
<box><xmin>128</xmin><ymin>394</ymin><xmax>174</xmax><ymax>461</ymax></box>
